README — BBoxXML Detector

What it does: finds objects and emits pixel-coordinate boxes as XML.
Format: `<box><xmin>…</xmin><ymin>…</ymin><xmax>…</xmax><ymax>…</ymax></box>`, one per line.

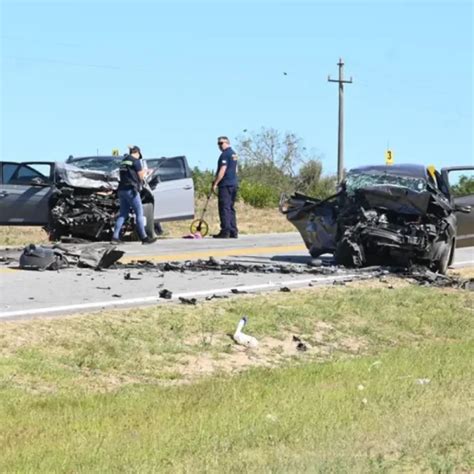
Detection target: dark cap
<box><xmin>128</xmin><ymin>145</ymin><xmax>142</xmax><ymax>159</ymax></box>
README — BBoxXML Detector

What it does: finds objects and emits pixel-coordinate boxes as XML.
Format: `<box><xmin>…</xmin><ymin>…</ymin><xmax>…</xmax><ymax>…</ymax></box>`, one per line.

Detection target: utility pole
<box><xmin>328</xmin><ymin>58</ymin><xmax>353</xmax><ymax>184</ymax></box>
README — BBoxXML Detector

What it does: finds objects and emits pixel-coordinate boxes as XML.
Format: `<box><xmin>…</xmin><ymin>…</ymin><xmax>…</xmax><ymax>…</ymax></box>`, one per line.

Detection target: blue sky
<box><xmin>1</xmin><ymin>0</ymin><xmax>472</xmax><ymax>174</ymax></box>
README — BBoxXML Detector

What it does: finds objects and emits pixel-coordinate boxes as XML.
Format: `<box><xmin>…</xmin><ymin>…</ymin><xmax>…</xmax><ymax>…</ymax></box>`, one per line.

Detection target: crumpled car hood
<box><xmin>353</xmin><ymin>185</ymin><xmax>432</xmax><ymax>215</ymax></box>
<box><xmin>55</xmin><ymin>162</ymin><xmax>119</xmax><ymax>190</ymax></box>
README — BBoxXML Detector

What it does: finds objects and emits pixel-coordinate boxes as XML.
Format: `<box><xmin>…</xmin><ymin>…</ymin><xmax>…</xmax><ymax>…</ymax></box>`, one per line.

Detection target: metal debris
<box><xmin>179</xmin><ymin>297</ymin><xmax>197</xmax><ymax>305</ymax></box>
<box><xmin>159</xmin><ymin>289</ymin><xmax>173</xmax><ymax>299</ymax></box>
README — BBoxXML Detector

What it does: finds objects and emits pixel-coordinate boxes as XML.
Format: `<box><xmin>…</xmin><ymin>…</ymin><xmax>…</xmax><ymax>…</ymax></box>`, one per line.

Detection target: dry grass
<box><xmin>0</xmin><ymin>199</ymin><xmax>293</xmax><ymax>246</ymax></box>
<box><xmin>0</xmin><ymin>226</ymin><xmax>49</xmax><ymax>247</ymax></box>
<box><xmin>164</xmin><ymin>197</ymin><xmax>293</xmax><ymax>237</ymax></box>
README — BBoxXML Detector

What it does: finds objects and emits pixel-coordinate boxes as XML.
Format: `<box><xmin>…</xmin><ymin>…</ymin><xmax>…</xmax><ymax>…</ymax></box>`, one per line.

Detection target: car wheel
<box><xmin>154</xmin><ymin>220</ymin><xmax>164</xmax><ymax>235</ymax></box>
<box><xmin>143</xmin><ymin>202</ymin><xmax>157</xmax><ymax>239</ymax></box>
<box><xmin>432</xmin><ymin>239</ymin><xmax>453</xmax><ymax>275</ymax></box>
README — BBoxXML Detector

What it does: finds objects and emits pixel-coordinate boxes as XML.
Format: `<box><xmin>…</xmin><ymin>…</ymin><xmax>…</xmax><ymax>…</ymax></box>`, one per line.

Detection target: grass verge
<box><xmin>0</xmin><ymin>198</ymin><xmax>293</xmax><ymax>246</ymax></box>
<box><xmin>0</xmin><ymin>282</ymin><xmax>473</xmax><ymax>471</ymax></box>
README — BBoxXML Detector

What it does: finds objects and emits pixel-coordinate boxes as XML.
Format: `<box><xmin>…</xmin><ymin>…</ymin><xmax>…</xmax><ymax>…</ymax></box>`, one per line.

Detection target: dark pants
<box><xmin>113</xmin><ymin>188</ymin><xmax>147</xmax><ymax>240</ymax></box>
<box><xmin>218</xmin><ymin>185</ymin><xmax>238</xmax><ymax>235</ymax></box>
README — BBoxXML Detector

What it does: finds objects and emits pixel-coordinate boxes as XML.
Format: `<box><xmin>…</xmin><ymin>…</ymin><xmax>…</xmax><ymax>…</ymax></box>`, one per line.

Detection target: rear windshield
<box><xmin>345</xmin><ymin>172</ymin><xmax>427</xmax><ymax>194</ymax></box>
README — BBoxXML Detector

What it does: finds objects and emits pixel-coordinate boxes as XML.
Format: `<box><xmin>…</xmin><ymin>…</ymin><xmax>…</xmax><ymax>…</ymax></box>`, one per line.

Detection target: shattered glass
<box><xmin>345</xmin><ymin>172</ymin><xmax>427</xmax><ymax>194</ymax></box>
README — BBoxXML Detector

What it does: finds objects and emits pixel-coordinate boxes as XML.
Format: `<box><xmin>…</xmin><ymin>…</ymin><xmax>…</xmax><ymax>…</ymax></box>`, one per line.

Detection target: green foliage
<box><xmin>190</xmin><ymin>128</ymin><xmax>337</xmax><ymax>208</ymax></box>
<box><xmin>192</xmin><ymin>166</ymin><xmax>214</xmax><ymax>198</ymax></box>
<box><xmin>238</xmin><ymin>180</ymin><xmax>280</xmax><ymax>208</ymax></box>
<box><xmin>0</xmin><ymin>286</ymin><xmax>473</xmax><ymax>472</ymax></box>
<box><xmin>296</xmin><ymin>159</ymin><xmax>337</xmax><ymax>198</ymax></box>
<box><xmin>451</xmin><ymin>174</ymin><xmax>474</xmax><ymax>197</ymax></box>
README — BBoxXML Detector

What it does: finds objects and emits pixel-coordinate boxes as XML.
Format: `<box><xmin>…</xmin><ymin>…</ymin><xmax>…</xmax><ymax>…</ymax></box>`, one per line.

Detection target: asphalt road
<box><xmin>1</xmin><ymin>232</ymin><xmax>473</xmax><ymax>320</ymax></box>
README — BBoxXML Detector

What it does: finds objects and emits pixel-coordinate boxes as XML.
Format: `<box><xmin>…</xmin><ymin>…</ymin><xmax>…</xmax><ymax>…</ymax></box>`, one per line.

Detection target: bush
<box><xmin>192</xmin><ymin>167</ymin><xmax>214</xmax><ymax>198</ymax></box>
<box><xmin>238</xmin><ymin>180</ymin><xmax>279</xmax><ymax>208</ymax></box>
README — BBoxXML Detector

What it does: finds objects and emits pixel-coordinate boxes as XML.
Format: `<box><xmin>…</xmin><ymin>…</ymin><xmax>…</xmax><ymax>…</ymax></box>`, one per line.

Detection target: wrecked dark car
<box><xmin>0</xmin><ymin>156</ymin><xmax>195</xmax><ymax>241</ymax></box>
<box><xmin>281</xmin><ymin>164</ymin><xmax>473</xmax><ymax>273</ymax></box>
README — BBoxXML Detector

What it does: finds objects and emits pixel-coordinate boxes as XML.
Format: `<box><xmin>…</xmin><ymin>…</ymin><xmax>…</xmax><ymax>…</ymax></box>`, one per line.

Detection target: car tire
<box><xmin>432</xmin><ymin>239</ymin><xmax>453</xmax><ymax>275</ymax></box>
<box><xmin>154</xmin><ymin>220</ymin><xmax>164</xmax><ymax>235</ymax></box>
<box><xmin>143</xmin><ymin>202</ymin><xmax>157</xmax><ymax>239</ymax></box>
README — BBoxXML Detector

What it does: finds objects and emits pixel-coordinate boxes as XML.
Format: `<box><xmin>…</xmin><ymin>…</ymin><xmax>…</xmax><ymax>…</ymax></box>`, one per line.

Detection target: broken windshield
<box><xmin>68</xmin><ymin>157</ymin><xmax>120</xmax><ymax>173</ymax></box>
<box><xmin>345</xmin><ymin>171</ymin><xmax>427</xmax><ymax>194</ymax></box>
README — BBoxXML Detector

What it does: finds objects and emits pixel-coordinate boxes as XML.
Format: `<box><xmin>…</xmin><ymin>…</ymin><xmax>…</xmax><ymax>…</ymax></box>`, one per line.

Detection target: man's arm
<box><xmin>134</xmin><ymin>160</ymin><xmax>146</xmax><ymax>182</ymax></box>
<box><xmin>212</xmin><ymin>165</ymin><xmax>227</xmax><ymax>193</ymax></box>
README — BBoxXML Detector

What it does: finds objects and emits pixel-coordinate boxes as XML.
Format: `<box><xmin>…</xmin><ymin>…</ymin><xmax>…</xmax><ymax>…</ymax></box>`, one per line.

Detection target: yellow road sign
<box><xmin>112</xmin><ymin>149</ymin><xmax>120</xmax><ymax>156</ymax></box>
<box><xmin>385</xmin><ymin>149</ymin><xmax>394</xmax><ymax>166</ymax></box>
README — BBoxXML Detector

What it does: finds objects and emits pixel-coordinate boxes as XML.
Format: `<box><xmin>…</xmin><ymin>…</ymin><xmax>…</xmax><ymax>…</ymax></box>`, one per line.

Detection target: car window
<box><xmin>448</xmin><ymin>170</ymin><xmax>474</xmax><ymax>198</ymax></box>
<box><xmin>1</xmin><ymin>163</ymin><xmax>19</xmax><ymax>184</ymax></box>
<box><xmin>154</xmin><ymin>157</ymin><xmax>187</xmax><ymax>181</ymax></box>
<box><xmin>7</xmin><ymin>163</ymin><xmax>51</xmax><ymax>185</ymax></box>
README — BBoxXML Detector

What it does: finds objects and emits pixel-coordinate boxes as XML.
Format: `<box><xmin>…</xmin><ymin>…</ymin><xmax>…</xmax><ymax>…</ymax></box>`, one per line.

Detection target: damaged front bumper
<box><xmin>281</xmin><ymin>184</ymin><xmax>456</xmax><ymax>271</ymax></box>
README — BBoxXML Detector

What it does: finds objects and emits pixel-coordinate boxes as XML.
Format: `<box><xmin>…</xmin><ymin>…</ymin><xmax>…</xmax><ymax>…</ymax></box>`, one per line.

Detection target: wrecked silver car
<box><xmin>281</xmin><ymin>164</ymin><xmax>473</xmax><ymax>273</ymax></box>
<box><xmin>0</xmin><ymin>156</ymin><xmax>195</xmax><ymax>241</ymax></box>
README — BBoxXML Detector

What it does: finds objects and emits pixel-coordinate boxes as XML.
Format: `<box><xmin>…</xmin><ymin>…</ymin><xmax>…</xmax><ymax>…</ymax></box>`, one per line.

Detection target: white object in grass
<box><xmin>233</xmin><ymin>317</ymin><xmax>259</xmax><ymax>348</ymax></box>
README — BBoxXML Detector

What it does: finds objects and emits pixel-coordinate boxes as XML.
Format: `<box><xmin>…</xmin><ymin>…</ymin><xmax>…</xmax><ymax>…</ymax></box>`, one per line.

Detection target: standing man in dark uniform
<box><xmin>212</xmin><ymin>136</ymin><xmax>239</xmax><ymax>238</ymax></box>
<box><xmin>111</xmin><ymin>145</ymin><xmax>157</xmax><ymax>244</ymax></box>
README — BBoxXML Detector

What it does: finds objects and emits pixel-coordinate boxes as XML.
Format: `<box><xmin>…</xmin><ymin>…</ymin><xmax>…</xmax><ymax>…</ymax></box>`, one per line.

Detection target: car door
<box><xmin>0</xmin><ymin>161</ymin><xmax>55</xmax><ymax>225</ymax></box>
<box><xmin>441</xmin><ymin>166</ymin><xmax>474</xmax><ymax>248</ymax></box>
<box><xmin>148</xmin><ymin>156</ymin><xmax>195</xmax><ymax>222</ymax></box>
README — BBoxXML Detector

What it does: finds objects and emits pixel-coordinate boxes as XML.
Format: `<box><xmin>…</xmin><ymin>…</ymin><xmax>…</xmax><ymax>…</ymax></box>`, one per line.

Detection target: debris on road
<box><xmin>280</xmin><ymin>286</ymin><xmax>291</xmax><ymax>292</ymax></box>
<box><xmin>19</xmin><ymin>245</ymin><xmax>69</xmax><ymax>271</ymax></box>
<box><xmin>124</xmin><ymin>272</ymin><xmax>141</xmax><ymax>280</ymax></box>
<box><xmin>231</xmin><ymin>288</ymin><xmax>248</xmax><ymax>294</ymax></box>
<box><xmin>233</xmin><ymin>317</ymin><xmax>259</xmax><ymax>348</ymax></box>
<box><xmin>159</xmin><ymin>289</ymin><xmax>173</xmax><ymax>299</ymax></box>
<box><xmin>15</xmin><ymin>243</ymin><xmax>124</xmax><ymax>271</ymax></box>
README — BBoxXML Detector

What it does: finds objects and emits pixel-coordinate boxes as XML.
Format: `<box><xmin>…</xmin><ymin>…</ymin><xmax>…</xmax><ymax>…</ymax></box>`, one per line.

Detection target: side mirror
<box><xmin>455</xmin><ymin>204</ymin><xmax>472</xmax><ymax>214</ymax></box>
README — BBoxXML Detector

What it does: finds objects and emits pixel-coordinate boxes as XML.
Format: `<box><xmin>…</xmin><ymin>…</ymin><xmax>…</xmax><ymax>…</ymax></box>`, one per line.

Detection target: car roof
<box><xmin>348</xmin><ymin>164</ymin><xmax>428</xmax><ymax>179</ymax></box>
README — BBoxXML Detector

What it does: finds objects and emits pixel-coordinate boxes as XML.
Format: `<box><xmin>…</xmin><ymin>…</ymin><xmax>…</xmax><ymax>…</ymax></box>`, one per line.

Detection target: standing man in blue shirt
<box><xmin>111</xmin><ymin>145</ymin><xmax>157</xmax><ymax>244</ymax></box>
<box><xmin>211</xmin><ymin>136</ymin><xmax>239</xmax><ymax>239</ymax></box>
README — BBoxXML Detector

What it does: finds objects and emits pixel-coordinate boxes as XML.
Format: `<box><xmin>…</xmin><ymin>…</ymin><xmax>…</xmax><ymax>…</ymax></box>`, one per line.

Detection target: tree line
<box><xmin>193</xmin><ymin>127</ymin><xmax>337</xmax><ymax>207</ymax></box>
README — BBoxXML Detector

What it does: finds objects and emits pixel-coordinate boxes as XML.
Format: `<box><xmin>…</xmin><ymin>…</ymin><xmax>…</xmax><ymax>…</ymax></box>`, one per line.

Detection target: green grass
<box><xmin>0</xmin><ymin>283</ymin><xmax>473</xmax><ymax>472</ymax></box>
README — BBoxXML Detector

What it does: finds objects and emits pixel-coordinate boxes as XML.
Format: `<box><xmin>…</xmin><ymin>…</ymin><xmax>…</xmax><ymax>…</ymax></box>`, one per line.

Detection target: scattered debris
<box><xmin>280</xmin><ymin>286</ymin><xmax>291</xmax><ymax>292</ymax></box>
<box><xmin>205</xmin><ymin>294</ymin><xmax>229</xmax><ymax>301</ymax></box>
<box><xmin>96</xmin><ymin>286</ymin><xmax>111</xmax><ymax>290</ymax></box>
<box><xmin>159</xmin><ymin>289</ymin><xmax>173</xmax><ymax>299</ymax></box>
<box><xmin>19</xmin><ymin>245</ymin><xmax>69</xmax><ymax>271</ymax></box>
<box><xmin>357</xmin><ymin>384</ymin><xmax>365</xmax><ymax>391</ymax></box>
<box><xmin>233</xmin><ymin>317</ymin><xmax>259</xmax><ymax>348</ymax></box>
<box><xmin>231</xmin><ymin>288</ymin><xmax>248</xmax><ymax>295</ymax></box>
<box><xmin>112</xmin><ymin>294</ymin><xmax>122</xmax><ymax>298</ymax></box>
<box><xmin>293</xmin><ymin>335</ymin><xmax>310</xmax><ymax>352</ymax></box>
<box><xmin>179</xmin><ymin>297</ymin><xmax>197</xmax><ymax>305</ymax></box>
<box><xmin>124</xmin><ymin>272</ymin><xmax>141</xmax><ymax>281</ymax></box>
<box><xmin>416</xmin><ymin>378</ymin><xmax>431</xmax><ymax>385</ymax></box>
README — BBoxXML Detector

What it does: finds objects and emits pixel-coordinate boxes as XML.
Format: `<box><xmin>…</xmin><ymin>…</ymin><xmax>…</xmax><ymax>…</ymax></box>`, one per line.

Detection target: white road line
<box><xmin>450</xmin><ymin>260</ymin><xmax>474</xmax><ymax>268</ymax></box>
<box><xmin>0</xmin><ymin>273</ymin><xmax>362</xmax><ymax>319</ymax></box>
